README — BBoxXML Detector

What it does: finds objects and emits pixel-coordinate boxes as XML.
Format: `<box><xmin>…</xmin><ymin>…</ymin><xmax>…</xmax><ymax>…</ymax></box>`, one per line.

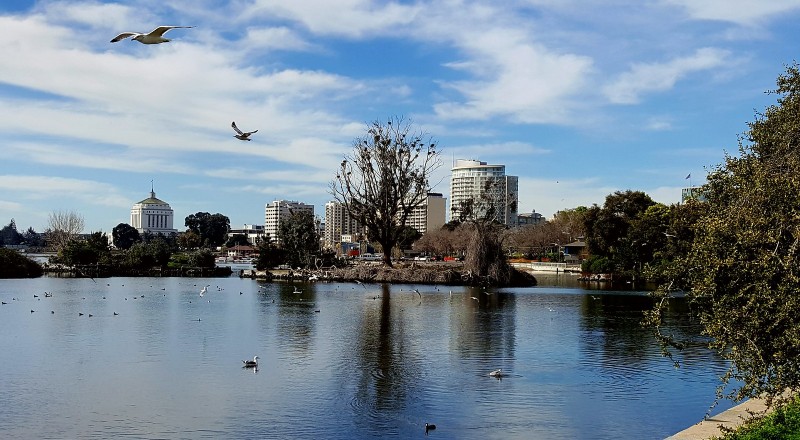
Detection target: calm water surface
<box><xmin>0</xmin><ymin>275</ymin><xmax>731</xmax><ymax>439</ymax></box>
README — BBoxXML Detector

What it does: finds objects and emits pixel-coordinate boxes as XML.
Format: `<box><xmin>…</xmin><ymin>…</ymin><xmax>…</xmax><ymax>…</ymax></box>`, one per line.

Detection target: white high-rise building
<box><xmin>130</xmin><ymin>188</ymin><xmax>177</xmax><ymax>235</ymax></box>
<box><xmin>324</xmin><ymin>201</ymin><xmax>365</xmax><ymax>251</ymax></box>
<box><xmin>264</xmin><ymin>200</ymin><xmax>314</xmax><ymax>244</ymax></box>
<box><xmin>407</xmin><ymin>192</ymin><xmax>447</xmax><ymax>234</ymax></box>
<box><xmin>450</xmin><ymin>159</ymin><xmax>518</xmax><ymax>226</ymax></box>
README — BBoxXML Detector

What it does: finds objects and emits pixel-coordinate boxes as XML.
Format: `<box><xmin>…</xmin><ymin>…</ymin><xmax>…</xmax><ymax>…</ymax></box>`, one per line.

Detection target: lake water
<box><xmin>0</xmin><ymin>275</ymin><xmax>733</xmax><ymax>439</ymax></box>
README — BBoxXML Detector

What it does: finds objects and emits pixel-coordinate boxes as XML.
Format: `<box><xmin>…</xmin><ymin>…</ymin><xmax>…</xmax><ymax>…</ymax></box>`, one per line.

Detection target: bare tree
<box><xmin>46</xmin><ymin>210</ymin><xmax>85</xmax><ymax>252</ymax></box>
<box><xmin>458</xmin><ymin>179</ymin><xmax>516</xmax><ymax>284</ymax></box>
<box><xmin>330</xmin><ymin>117</ymin><xmax>442</xmax><ymax>267</ymax></box>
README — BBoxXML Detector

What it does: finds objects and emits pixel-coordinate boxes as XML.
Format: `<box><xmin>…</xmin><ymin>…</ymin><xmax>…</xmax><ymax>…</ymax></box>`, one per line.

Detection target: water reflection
<box><xmin>0</xmin><ymin>277</ymin><xmax>732</xmax><ymax>439</ymax></box>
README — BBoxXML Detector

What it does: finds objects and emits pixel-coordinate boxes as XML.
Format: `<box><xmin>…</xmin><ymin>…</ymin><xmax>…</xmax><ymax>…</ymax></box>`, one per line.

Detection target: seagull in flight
<box><xmin>110</xmin><ymin>26</ymin><xmax>194</xmax><ymax>44</ymax></box>
<box><xmin>232</xmin><ymin>121</ymin><xmax>258</xmax><ymax>141</ymax></box>
<box><xmin>199</xmin><ymin>284</ymin><xmax>210</xmax><ymax>297</ymax></box>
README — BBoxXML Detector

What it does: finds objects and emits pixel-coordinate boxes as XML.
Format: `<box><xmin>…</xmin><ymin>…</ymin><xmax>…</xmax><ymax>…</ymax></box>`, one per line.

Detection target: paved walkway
<box><xmin>665</xmin><ymin>397</ymin><xmax>770</xmax><ymax>439</ymax></box>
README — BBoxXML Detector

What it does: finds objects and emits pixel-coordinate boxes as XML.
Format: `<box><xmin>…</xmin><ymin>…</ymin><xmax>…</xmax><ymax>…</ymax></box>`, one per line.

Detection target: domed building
<box><xmin>130</xmin><ymin>187</ymin><xmax>178</xmax><ymax>235</ymax></box>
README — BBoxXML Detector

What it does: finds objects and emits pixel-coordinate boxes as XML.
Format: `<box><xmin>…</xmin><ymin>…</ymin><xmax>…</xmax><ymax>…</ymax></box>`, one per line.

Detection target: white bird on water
<box><xmin>489</xmin><ymin>369</ymin><xmax>504</xmax><ymax>378</ymax></box>
<box><xmin>243</xmin><ymin>356</ymin><xmax>259</xmax><ymax>368</ymax></box>
<box><xmin>231</xmin><ymin>121</ymin><xmax>258</xmax><ymax>141</ymax></box>
<box><xmin>200</xmin><ymin>285</ymin><xmax>210</xmax><ymax>297</ymax></box>
<box><xmin>110</xmin><ymin>26</ymin><xmax>194</xmax><ymax>44</ymax></box>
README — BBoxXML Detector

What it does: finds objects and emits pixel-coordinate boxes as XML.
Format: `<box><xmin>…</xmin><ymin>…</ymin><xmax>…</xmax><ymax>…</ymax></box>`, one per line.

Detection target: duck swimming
<box><xmin>242</xmin><ymin>356</ymin><xmax>259</xmax><ymax>368</ymax></box>
<box><xmin>489</xmin><ymin>369</ymin><xmax>505</xmax><ymax>378</ymax></box>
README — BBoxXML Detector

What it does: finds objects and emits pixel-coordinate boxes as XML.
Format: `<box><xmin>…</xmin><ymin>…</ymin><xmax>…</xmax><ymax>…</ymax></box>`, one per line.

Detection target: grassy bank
<box><xmin>718</xmin><ymin>396</ymin><xmax>800</xmax><ymax>440</ymax></box>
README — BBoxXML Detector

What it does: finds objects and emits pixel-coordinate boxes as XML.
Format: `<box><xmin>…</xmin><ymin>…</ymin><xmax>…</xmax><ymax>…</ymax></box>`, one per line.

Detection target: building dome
<box><xmin>130</xmin><ymin>188</ymin><xmax>177</xmax><ymax>235</ymax></box>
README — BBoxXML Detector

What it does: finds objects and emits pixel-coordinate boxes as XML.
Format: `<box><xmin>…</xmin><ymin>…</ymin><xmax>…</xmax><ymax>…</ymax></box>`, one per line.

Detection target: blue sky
<box><xmin>1</xmin><ymin>0</ymin><xmax>799</xmax><ymax>234</ymax></box>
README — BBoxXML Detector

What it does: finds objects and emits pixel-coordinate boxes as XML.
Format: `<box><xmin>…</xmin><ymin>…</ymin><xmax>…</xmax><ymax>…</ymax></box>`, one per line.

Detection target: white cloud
<box><xmin>426</xmin><ymin>9</ymin><xmax>593</xmax><ymax>123</ymax></box>
<box><xmin>664</xmin><ymin>0</ymin><xmax>800</xmax><ymax>25</ymax></box>
<box><xmin>242</xmin><ymin>0</ymin><xmax>422</xmax><ymax>38</ymax></box>
<box><xmin>0</xmin><ymin>175</ymin><xmax>130</xmax><ymax>208</ymax></box>
<box><xmin>603</xmin><ymin>48</ymin><xmax>730</xmax><ymax>104</ymax></box>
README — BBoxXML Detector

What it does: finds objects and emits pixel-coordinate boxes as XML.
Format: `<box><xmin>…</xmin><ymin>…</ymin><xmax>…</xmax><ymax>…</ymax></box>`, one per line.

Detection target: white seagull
<box><xmin>110</xmin><ymin>26</ymin><xmax>194</xmax><ymax>44</ymax></box>
<box><xmin>489</xmin><ymin>369</ymin><xmax>505</xmax><ymax>378</ymax></box>
<box><xmin>232</xmin><ymin>121</ymin><xmax>258</xmax><ymax>141</ymax></box>
<box><xmin>199</xmin><ymin>284</ymin><xmax>210</xmax><ymax>297</ymax></box>
<box><xmin>243</xmin><ymin>356</ymin><xmax>259</xmax><ymax>368</ymax></box>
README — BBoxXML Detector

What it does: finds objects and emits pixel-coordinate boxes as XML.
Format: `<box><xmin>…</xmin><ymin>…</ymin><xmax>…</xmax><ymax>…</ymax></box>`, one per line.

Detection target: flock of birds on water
<box><xmin>109</xmin><ymin>25</ymin><xmax>258</xmax><ymax>141</ymax></box>
<box><xmin>0</xmin><ymin>275</ymin><xmax>544</xmax><ymax>435</ymax></box>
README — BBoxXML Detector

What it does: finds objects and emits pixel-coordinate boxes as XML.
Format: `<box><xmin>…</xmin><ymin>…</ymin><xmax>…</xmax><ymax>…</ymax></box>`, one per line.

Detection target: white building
<box><xmin>450</xmin><ymin>159</ymin><xmax>518</xmax><ymax>226</ymax></box>
<box><xmin>324</xmin><ymin>201</ymin><xmax>365</xmax><ymax>251</ymax></box>
<box><xmin>264</xmin><ymin>200</ymin><xmax>314</xmax><ymax>244</ymax></box>
<box><xmin>407</xmin><ymin>192</ymin><xmax>447</xmax><ymax>234</ymax></box>
<box><xmin>227</xmin><ymin>224</ymin><xmax>267</xmax><ymax>245</ymax></box>
<box><xmin>130</xmin><ymin>188</ymin><xmax>178</xmax><ymax>235</ymax></box>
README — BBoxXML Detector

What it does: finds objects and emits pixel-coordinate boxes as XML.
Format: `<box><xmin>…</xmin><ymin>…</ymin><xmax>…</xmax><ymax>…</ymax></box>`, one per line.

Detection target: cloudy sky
<box><xmin>1</xmin><ymin>0</ymin><xmax>799</xmax><ymax>234</ymax></box>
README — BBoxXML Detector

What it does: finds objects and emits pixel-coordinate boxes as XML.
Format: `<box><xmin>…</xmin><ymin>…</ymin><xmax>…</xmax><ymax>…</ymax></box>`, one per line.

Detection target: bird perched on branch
<box><xmin>110</xmin><ymin>26</ymin><xmax>194</xmax><ymax>44</ymax></box>
<box><xmin>231</xmin><ymin>121</ymin><xmax>258</xmax><ymax>141</ymax></box>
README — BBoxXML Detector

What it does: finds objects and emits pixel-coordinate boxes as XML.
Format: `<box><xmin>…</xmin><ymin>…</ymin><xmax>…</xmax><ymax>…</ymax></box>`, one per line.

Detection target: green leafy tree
<box><xmin>185</xmin><ymin>212</ymin><xmax>230</xmax><ymax>247</ymax></box>
<box><xmin>112</xmin><ymin>223</ymin><xmax>141</xmax><ymax>250</ymax></box>
<box><xmin>225</xmin><ymin>233</ymin><xmax>250</xmax><ymax>248</ymax></box>
<box><xmin>57</xmin><ymin>232</ymin><xmax>111</xmax><ymax>266</ymax></box>
<box><xmin>583</xmin><ymin>190</ymin><xmax>655</xmax><ymax>273</ymax></box>
<box><xmin>123</xmin><ymin>237</ymin><xmax>172</xmax><ymax>269</ymax></box>
<box><xmin>396</xmin><ymin>226</ymin><xmax>421</xmax><ymax>253</ymax></box>
<box><xmin>176</xmin><ymin>230</ymin><xmax>202</xmax><ymax>250</ymax></box>
<box><xmin>254</xmin><ymin>236</ymin><xmax>286</xmax><ymax>271</ymax></box>
<box><xmin>330</xmin><ymin>117</ymin><xmax>442</xmax><ymax>267</ymax></box>
<box><xmin>0</xmin><ymin>248</ymin><xmax>43</xmax><ymax>278</ymax></box>
<box><xmin>22</xmin><ymin>227</ymin><xmax>44</xmax><ymax>247</ymax></box>
<box><xmin>0</xmin><ymin>219</ymin><xmax>23</xmax><ymax>245</ymax></box>
<box><xmin>187</xmin><ymin>249</ymin><xmax>216</xmax><ymax>268</ymax></box>
<box><xmin>647</xmin><ymin>63</ymin><xmax>800</xmax><ymax>404</ymax></box>
<box><xmin>278</xmin><ymin>210</ymin><xmax>319</xmax><ymax>268</ymax></box>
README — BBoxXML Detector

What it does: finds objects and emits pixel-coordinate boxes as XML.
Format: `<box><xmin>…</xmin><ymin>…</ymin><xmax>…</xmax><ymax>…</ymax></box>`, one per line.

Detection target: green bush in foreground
<box><xmin>0</xmin><ymin>248</ymin><xmax>43</xmax><ymax>278</ymax></box>
<box><xmin>719</xmin><ymin>396</ymin><xmax>800</xmax><ymax>440</ymax></box>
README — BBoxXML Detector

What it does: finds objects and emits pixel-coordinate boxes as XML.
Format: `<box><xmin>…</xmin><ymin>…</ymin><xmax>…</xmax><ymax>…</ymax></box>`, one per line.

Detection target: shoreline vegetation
<box><xmin>18</xmin><ymin>257</ymin><xmax>537</xmax><ymax>287</ymax></box>
<box><xmin>244</xmin><ymin>262</ymin><xmax>538</xmax><ymax>287</ymax></box>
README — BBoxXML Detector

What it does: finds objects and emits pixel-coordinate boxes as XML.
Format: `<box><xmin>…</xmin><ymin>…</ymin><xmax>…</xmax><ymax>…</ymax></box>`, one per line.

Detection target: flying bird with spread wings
<box><xmin>231</xmin><ymin>121</ymin><xmax>258</xmax><ymax>141</ymax></box>
<box><xmin>110</xmin><ymin>26</ymin><xmax>194</xmax><ymax>44</ymax></box>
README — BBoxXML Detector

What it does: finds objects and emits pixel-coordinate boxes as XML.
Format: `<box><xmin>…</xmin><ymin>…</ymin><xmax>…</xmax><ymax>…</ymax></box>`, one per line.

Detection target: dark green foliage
<box><xmin>720</xmin><ymin>396</ymin><xmax>800</xmax><ymax>440</ymax></box>
<box><xmin>225</xmin><ymin>233</ymin><xmax>250</xmax><ymax>248</ymax></box>
<box><xmin>396</xmin><ymin>226</ymin><xmax>421</xmax><ymax>251</ymax></box>
<box><xmin>582</xmin><ymin>255</ymin><xmax>613</xmax><ymax>274</ymax></box>
<box><xmin>112</xmin><ymin>223</ymin><xmax>141</xmax><ymax>250</ymax></box>
<box><xmin>22</xmin><ymin>227</ymin><xmax>43</xmax><ymax>247</ymax></box>
<box><xmin>0</xmin><ymin>219</ymin><xmax>23</xmax><ymax>245</ymax></box>
<box><xmin>648</xmin><ymin>63</ymin><xmax>800</xmax><ymax>404</ymax></box>
<box><xmin>187</xmin><ymin>249</ymin><xmax>216</xmax><ymax>268</ymax></box>
<box><xmin>55</xmin><ymin>232</ymin><xmax>111</xmax><ymax>266</ymax></box>
<box><xmin>254</xmin><ymin>237</ymin><xmax>286</xmax><ymax>271</ymax></box>
<box><xmin>123</xmin><ymin>238</ymin><xmax>172</xmax><ymax>269</ymax></box>
<box><xmin>185</xmin><ymin>212</ymin><xmax>230</xmax><ymax>247</ymax></box>
<box><xmin>0</xmin><ymin>248</ymin><xmax>43</xmax><ymax>278</ymax></box>
<box><xmin>278</xmin><ymin>210</ymin><xmax>319</xmax><ymax>268</ymax></box>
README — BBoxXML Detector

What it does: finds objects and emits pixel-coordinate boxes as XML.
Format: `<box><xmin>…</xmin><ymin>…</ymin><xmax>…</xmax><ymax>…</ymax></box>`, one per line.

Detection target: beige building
<box><xmin>130</xmin><ymin>188</ymin><xmax>178</xmax><ymax>235</ymax></box>
<box><xmin>324</xmin><ymin>201</ymin><xmax>364</xmax><ymax>251</ymax></box>
<box><xmin>264</xmin><ymin>200</ymin><xmax>314</xmax><ymax>245</ymax></box>
<box><xmin>406</xmin><ymin>192</ymin><xmax>447</xmax><ymax>234</ymax></box>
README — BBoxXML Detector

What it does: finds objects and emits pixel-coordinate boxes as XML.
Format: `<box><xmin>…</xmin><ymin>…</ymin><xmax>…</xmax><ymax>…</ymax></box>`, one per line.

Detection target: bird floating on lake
<box><xmin>243</xmin><ymin>356</ymin><xmax>259</xmax><ymax>368</ymax></box>
<box><xmin>489</xmin><ymin>369</ymin><xmax>505</xmax><ymax>378</ymax></box>
<box><xmin>231</xmin><ymin>121</ymin><xmax>258</xmax><ymax>141</ymax></box>
<box><xmin>110</xmin><ymin>26</ymin><xmax>194</xmax><ymax>44</ymax></box>
<box><xmin>425</xmin><ymin>423</ymin><xmax>436</xmax><ymax>434</ymax></box>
